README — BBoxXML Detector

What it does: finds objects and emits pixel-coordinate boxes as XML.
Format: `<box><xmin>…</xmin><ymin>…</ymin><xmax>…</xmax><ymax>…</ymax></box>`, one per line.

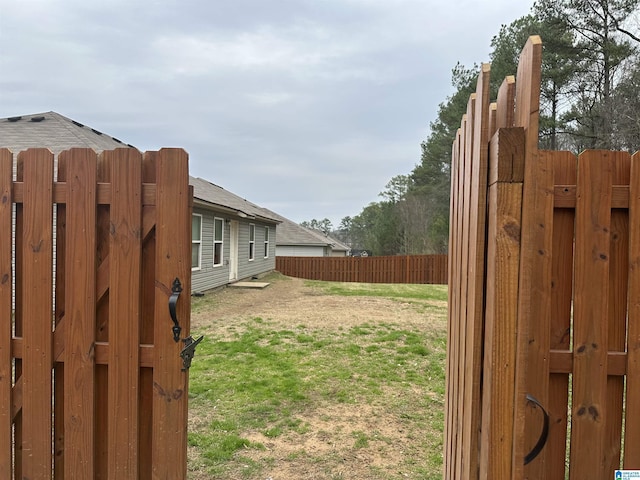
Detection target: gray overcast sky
<box><xmin>0</xmin><ymin>0</ymin><xmax>532</xmax><ymax>226</ymax></box>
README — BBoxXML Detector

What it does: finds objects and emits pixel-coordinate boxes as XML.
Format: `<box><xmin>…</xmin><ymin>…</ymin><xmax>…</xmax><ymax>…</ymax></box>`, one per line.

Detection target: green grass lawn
<box><xmin>187</xmin><ymin>279</ymin><xmax>447</xmax><ymax>479</ymax></box>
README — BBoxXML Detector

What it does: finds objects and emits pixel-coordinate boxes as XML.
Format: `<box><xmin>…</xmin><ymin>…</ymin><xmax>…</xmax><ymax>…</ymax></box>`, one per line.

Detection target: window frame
<box><xmin>263</xmin><ymin>226</ymin><xmax>269</xmax><ymax>259</ymax></box>
<box><xmin>191</xmin><ymin>213</ymin><xmax>203</xmax><ymax>271</ymax></box>
<box><xmin>213</xmin><ymin>217</ymin><xmax>224</xmax><ymax>267</ymax></box>
<box><xmin>248</xmin><ymin>223</ymin><xmax>255</xmax><ymax>261</ymax></box>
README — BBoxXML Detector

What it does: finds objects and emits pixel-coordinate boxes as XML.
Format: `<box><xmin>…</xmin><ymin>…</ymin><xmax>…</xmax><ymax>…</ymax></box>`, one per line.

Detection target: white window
<box><xmin>213</xmin><ymin>217</ymin><xmax>224</xmax><ymax>266</ymax></box>
<box><xmin>192</xmin><ymin>214</ymin><xmax>202</xmax><ymax>270</ymax></box>
<box><xmin>264</xmin><ymin>226</ymin><xmax>269</xmax><ymax>258</ymax></box>
<box><xmin>249</xmin><ymin>224</ymin><xmax>255</xmax><ymax>261</ymax></box>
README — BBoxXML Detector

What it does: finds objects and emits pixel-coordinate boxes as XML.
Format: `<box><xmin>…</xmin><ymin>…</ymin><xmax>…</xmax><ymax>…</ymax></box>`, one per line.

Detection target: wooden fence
<box><xmin>0</xmin><ymin>147</ymin><xmax>192</xmax><ymax>479</ymax></box>
<box><xmin>276</xmin><ymin>254</ymin><xmax>448</xmax><ymax>284</ymax></box>
<box><xmin>446</xmin><ymin>36</ymin><xmax>640</xmax><ymax>479</ymax></box>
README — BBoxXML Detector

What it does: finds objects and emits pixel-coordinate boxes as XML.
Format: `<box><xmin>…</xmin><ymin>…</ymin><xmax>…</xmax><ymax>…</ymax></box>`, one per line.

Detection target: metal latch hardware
<box><xmin>180</xmin><ymin>335</ymin><xmax>204</xmax><ymax>371</ymax></box>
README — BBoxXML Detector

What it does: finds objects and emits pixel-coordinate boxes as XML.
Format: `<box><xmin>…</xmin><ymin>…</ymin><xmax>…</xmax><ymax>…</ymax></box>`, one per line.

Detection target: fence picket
<box><xmin>603</xmin><ymin>152</ymin><xmax>630</xmax><ymax>474</ymax></box>
<box><xmin>54</xmin><ymin>152</ymin><xmax>67</xmax><ymax>478</ymax></box>
<box><xmin>152</xmin><ymin>149</ymin><xmax>191</xmax><ymax>479</ymax></box>
<box><xmin>0</xmin><ymin>149</ymin><xmax>12</xmax><ymax>476</ymax></box>
<box><xmin>21</xmin><ymin>149</ymin><xmax>55</xmax><ymax>479</ymax></box>
<box><xmin>107</xmin><ymin>148</ymin><xmax>142</xmax><ymax>477</ymax></box>
<box><xmin>569</xmin><ymin>151</ymin><xmax>612</xmax><ymax>479</ymax></box>
<box><xmin>62</xmin><ymin>149</ymin><xmax>98</xmax><ymax>477</ymax></box>
<box><xmin>625</xmin><ymin>152</ymin><xmax>640</xmax><ymax>469</ymax></box>
<box><xmin>547</xmin><ymin>151</ymin><xmax>576</xmax><ymax>479</ymax></box>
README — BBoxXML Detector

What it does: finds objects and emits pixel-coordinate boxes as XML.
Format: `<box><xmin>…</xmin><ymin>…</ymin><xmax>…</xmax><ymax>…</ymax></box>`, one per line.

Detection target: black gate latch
<box><xmin>180</xmin><ymin>335</ymin><xmax>204</xmax><ymax>371</ymax></box>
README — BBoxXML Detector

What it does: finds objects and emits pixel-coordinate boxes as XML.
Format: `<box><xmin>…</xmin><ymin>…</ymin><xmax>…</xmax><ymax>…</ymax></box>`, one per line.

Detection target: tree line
<box><xmin>306</xmin><ymin>0</ymin><xmax>640</xmax><ymax>255</ymax></box>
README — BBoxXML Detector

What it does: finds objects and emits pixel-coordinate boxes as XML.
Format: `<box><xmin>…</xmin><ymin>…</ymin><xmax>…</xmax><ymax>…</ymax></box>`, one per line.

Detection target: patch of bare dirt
<box><xmin>192</xmin><ymin>275</ymin><xmax>445</xmax><ymax>335</ymax></box>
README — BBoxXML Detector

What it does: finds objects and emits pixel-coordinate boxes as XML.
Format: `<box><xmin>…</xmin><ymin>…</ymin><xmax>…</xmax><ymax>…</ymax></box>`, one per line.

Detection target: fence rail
<box><xmin>276</xmin><ymin>254</ymin><xmax>448</xmax><ymax>284</ymax></box>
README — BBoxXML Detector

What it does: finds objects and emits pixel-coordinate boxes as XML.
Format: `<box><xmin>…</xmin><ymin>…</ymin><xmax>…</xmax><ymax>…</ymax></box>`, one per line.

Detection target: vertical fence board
<box><xmin>152</xmin><ymin>149</ymin><xmax>190</xmax><ymax>480</ymax></box>
<box><xmin>14</xmin><ymin>155</ymin><xmax>24</xmax><ymax>480</ymax></box>
<box><xmin>0</xmin><ymin>149</ymin><xmax>12</xmax><ymax>476</ymax></box>
<box><xmin>603</xmin><ymin>152</ymin><xmax>630</xmax><ymax>474</ymax></box>
<box><xmin>63</xmin><ymin>149</ymin><xmax>98</xmax><ymax>478</ymax></box>
<box><xmin>139</xmin><ymin>152</ymin><xmax>157</xmax><ymax>480</ymax></box>
<box><xmin>547</xmin><ymin>151</ymin><xmax>576</xmax><ymax>480</ymax></box>
<box><xmin>54</xmin><ymin>153</ymin><xmax>67</xmax><ymax>478</ymax></box>
<box><xmin>479</xmin><ymin>127</ymin><xmax>524</xmax><ymax>480</ymax></box>
<box><xmin>457</xmin><ymin>99</ymin><xmax>475</xmax><ymax>480</ymax></box>
<box><xmin>444</xmin><ymin>129</ymin><xmax>460</xmax><ymax>480</ymax></box>
<box><xmin>494</xmin><ymin>75</ymin><xmax>516</xmax><ymax>133</ymax></box>
<box><xmin>94</xmin><ymin>153</ymin><xmax>111</xmax><ymax>479</ymax></box>
<box><xmin>107</xmin><ymin>149</ymin><xmax>142</xmax><ymax>478</ymax></box>
<box><xmin>569</xmin><ymin>151</ymin><xmax>612</xmax><ymax>480</ymax></box>
<box><xmin>463</xmin><ymin>62</ymin><xmax>491</xmax><ymax>480</ymax></box>
<box><xmin>624</xmin><ymin>152</ymin><xmax>640</xmax><ymax>468</ymax></box>
<box><xmin>513</xmin><ymin>36</ymin><xmax>550</xmax><ymax>480</ymax></box>
<box><xmin>21</xmin><ymin>149</ymin><xmax>54</xmax><ymax>479</ymax></box>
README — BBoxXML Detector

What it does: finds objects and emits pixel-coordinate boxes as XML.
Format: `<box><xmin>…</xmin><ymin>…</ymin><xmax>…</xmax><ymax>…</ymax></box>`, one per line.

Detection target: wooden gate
<box><xmin>0</xmin><ymin>147</ymin><xmax>192</xmax><ymax>479</ymax></box>
<box><xmin>446</xmin><ymin>36</ymin><xmax>640</xmax><ymax>479</ymax></box>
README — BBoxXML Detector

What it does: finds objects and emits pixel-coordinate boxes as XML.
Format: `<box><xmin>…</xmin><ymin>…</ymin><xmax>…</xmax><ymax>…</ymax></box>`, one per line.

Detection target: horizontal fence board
<box><xmin>275</xmin><ymin>255</ymin><xmax>448</xmax><ymax>284</ymax></box>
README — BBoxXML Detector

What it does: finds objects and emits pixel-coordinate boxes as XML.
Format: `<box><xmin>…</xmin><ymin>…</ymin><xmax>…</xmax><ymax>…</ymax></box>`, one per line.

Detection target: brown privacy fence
<box><xmin>446</xmin><ymin>36</ymin><xmax>640</xmax><ymax>480</ymax></box>
<box><xmin>0</xmin><ymin>148</ymin><xmax>193</xmax><ymax>479</ymax></box>
<box><xmin>276</xmin><ymin>254</ymin><xmax>448</xmax><ymax>284</ymax></box>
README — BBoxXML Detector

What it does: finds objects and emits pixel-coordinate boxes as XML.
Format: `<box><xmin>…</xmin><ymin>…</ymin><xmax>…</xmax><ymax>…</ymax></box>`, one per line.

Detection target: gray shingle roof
<box><xmin>260</xmin><ymin>208</ymin><xmax>349</xmax><ymax>251</ymax></box>
<box><xmin>0</xmin><ymin>111</ymin><xmax>280</xmax><ymax>224</ymax></box>
<box><xmin>0</xmin><ymin>111</ymin><xmax>132</xmax><ymax>153</ymax></box>
<box><xmin>190</xmin><ymin>176</ymin><xmax>279</xmax><ymax>224</ymax></box>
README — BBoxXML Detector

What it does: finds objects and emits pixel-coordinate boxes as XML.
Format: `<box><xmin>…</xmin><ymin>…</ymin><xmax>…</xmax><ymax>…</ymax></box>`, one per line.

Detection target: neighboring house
<box><xmin>260</xmin><ymin>209</ymin><xmax>350</xmax><ymax>257</ymax></box>
<box><xmin>0</xmin><ymin>111</ymin><xmax>280</xmax><ymax>292</ymax></box>
<box><xmin>189</xmin><ymin>177</ymin><xmax>279</xmax><ymax>292</ymax></box>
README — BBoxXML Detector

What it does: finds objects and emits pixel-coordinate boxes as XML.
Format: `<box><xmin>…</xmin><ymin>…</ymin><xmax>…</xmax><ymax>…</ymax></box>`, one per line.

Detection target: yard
<box><xmin>187</xmin><ymin>272</ymin><xmax>448</xmax><ymax>479</ymax></box>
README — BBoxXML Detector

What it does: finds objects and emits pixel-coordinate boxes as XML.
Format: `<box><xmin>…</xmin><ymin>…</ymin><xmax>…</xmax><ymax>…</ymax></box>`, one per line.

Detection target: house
<box><xmin>189</xmin><ymin>177</ymin><xmax>279</xmax><ymax>292</ymax></box>
<box><xmin>260</xmin><ymin>209</ymin><xmax>350</xmax><ymax>257</ymax></box>
<box><xmin>0</xmin><ymin>111</ymin><xmax>280</xmax><ymax>292</ymax></box>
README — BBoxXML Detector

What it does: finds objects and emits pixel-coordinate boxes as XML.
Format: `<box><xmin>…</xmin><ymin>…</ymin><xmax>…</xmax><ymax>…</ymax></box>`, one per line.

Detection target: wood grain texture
<box><xmin>152</xmin><ymin>149</ymin><xmax>191</xmax><ymax>480</ymax></box>
<box><xmin>479</xmin><ymin>127</ymin><xmax>524</xmax><ymax>480</ymax></box>
<box><xmin>546</xmin><ymin>151</ymin><xmax>576</xmax><ymax>480</ymax></box>
<box><xmin>106</xmin><ymin>148</ymin><xmax>142</xmax><ymax>479</ymax></box>
<box><xmin>624</xmin><ymin>151</ymin><xmax>640</xmax><ymax>469</ymax></box>
<box><xmin>62</xmin><ymin>149</ymin><xmax>98</xmax><ymax>478</ymax></box>
<box><xmin>20</xmin><ymin>149</ymin><xmax>54</xmax><ymax>479</ymax></box>
<box><xmin>569</xmin><ymin>151</ymin><xmax>612</xmax><ymax>480</ymax></box>
<box><xmin>494</xmin><ymin>75</ymin><xmax>516</xmax><ymax>133</ymax></box>
<box><xmin>0</xmin><ymin>149</ymin><xmax>12</xmax><ymax>476</ymax></box>
<box><xmin>512</xmin><ymin>36</ymin><xmax>550</xmax><ymax>480</ymax></box>
<box><xmin>463</xmin><ymin>62</ymin><xmax>490</xmax><ymax>480</ymax></box>
<box><xmin>603</xmin><ymin>152</ymin><xmax>630</xmax><ymax>475</ymax></box>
